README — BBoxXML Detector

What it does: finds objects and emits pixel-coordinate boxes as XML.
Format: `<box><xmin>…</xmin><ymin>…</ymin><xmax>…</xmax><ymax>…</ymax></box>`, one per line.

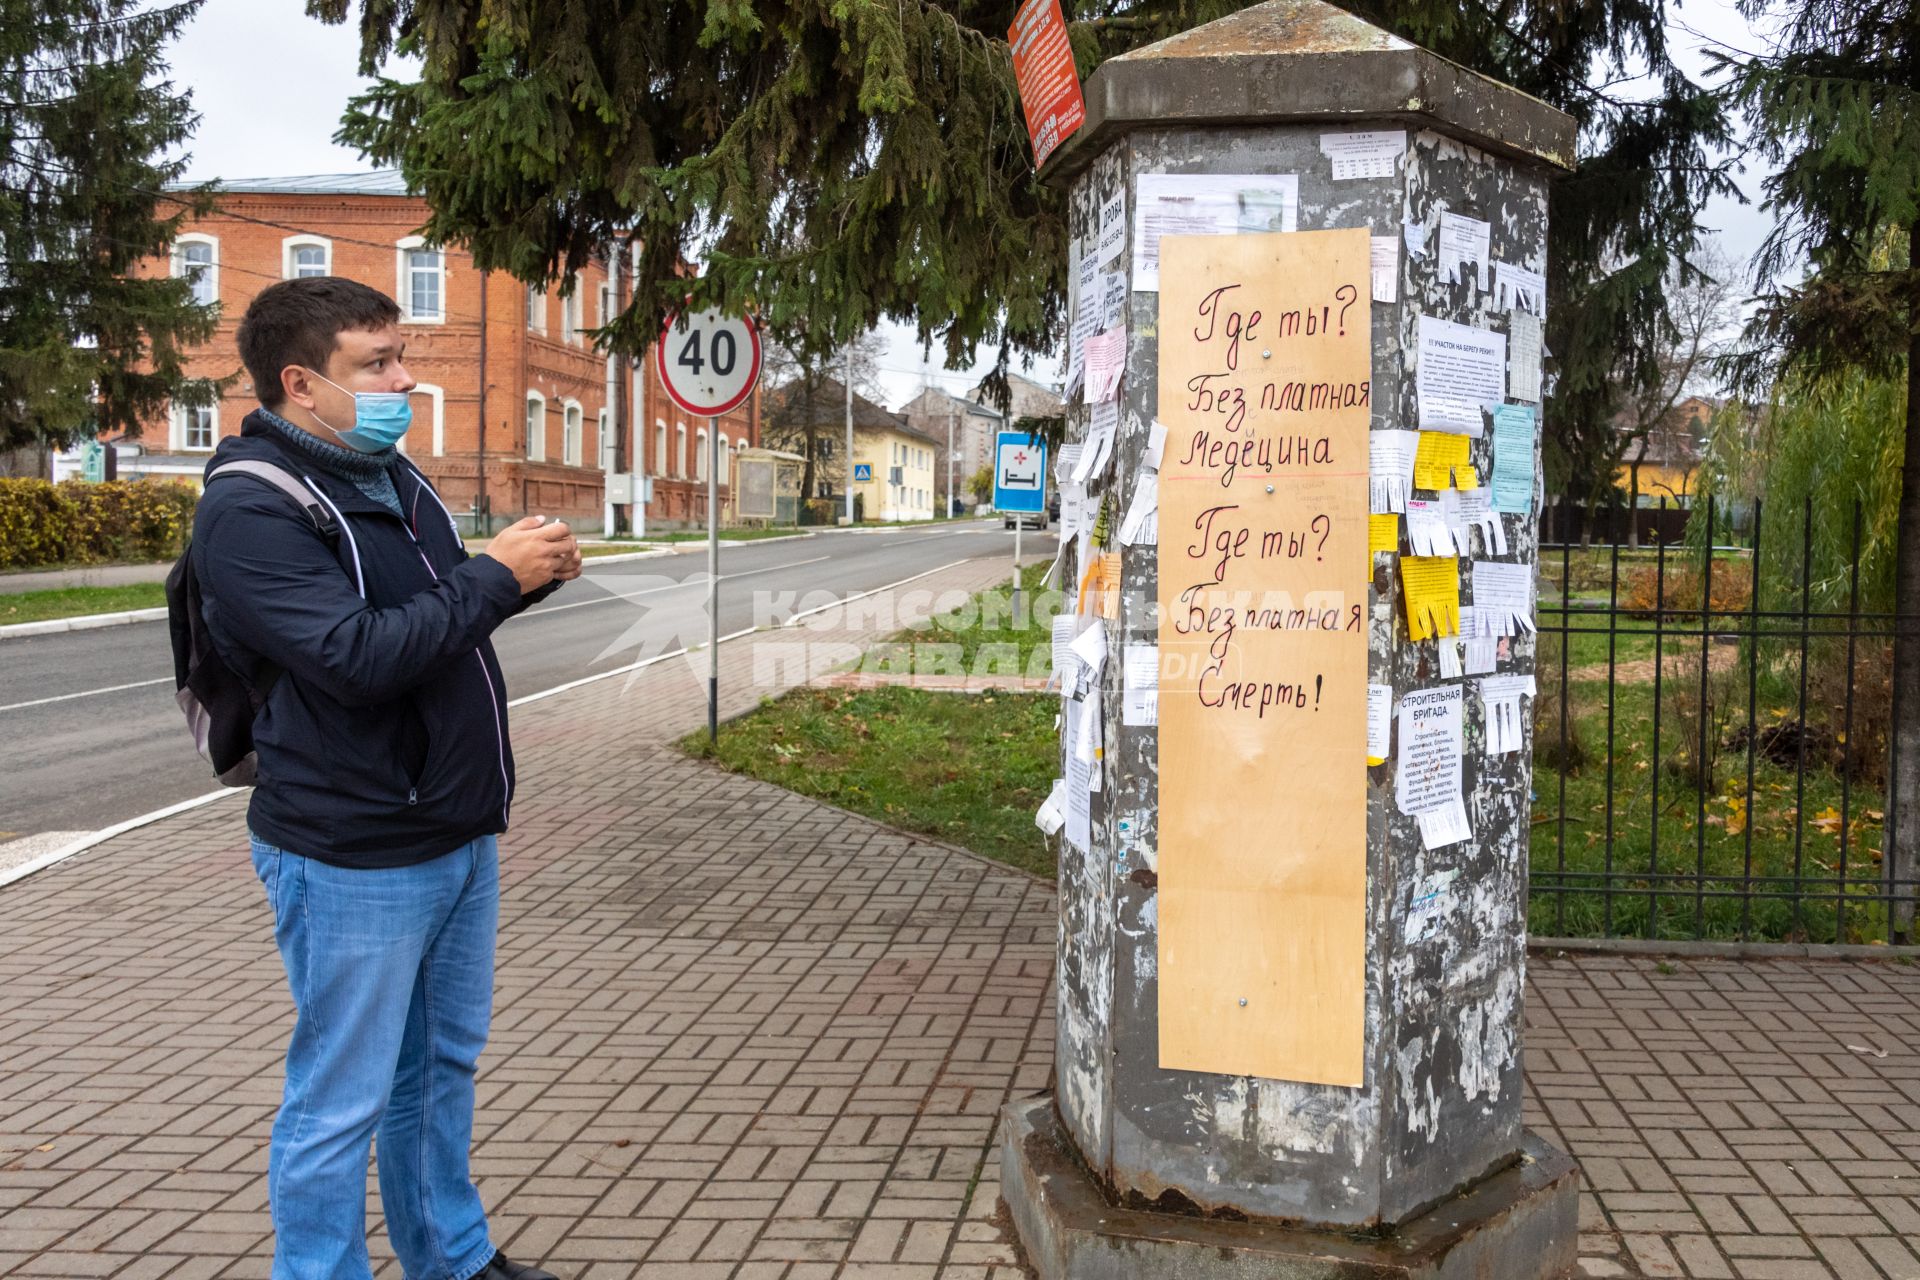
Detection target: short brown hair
<box><xmin>236</xmin><ymin>277</ymin><xmax>403</xmax><ymax>409</ymax></box>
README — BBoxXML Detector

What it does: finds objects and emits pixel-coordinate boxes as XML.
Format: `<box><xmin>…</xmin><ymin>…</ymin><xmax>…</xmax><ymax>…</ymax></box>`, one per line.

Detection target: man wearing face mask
<box><xmin>192</xmin><ymin>277</ymin><xmax>580</xmax><ymax>1280</ymax></box>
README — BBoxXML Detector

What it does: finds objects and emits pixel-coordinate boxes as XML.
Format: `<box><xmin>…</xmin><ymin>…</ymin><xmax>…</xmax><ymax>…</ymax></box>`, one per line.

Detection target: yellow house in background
<box><xmin>760</xmin><ymin>373</ymin><xmax>939</xmax><ymax>522</ymax></box>
<box><xmin>852</xmin><ymin>419</ymin><xmax>938</xmax><ymax>522</ymax></box>
<box><xmin>1616</xmin><ymin>395</ymin><xmax>1715</xmax><ymax>504</ymax></box>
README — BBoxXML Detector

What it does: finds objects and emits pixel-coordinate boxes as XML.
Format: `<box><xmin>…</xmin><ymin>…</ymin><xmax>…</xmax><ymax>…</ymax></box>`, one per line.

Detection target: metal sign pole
<box><xmin>655</xmin><ymin>297</ymin><xmax>759</xmax><ymax>748</ymax></box>
<box><xmin>708</xmin><ymin>415</ymin><xmax>720</xmax><ymax>745</ymax></box>
<box><xmin>844</xmin><ymin>346</ymin><xmax>855</xmax><ymax>525</ymax></box>
<box><xmin>1013</xmin><ymin>519</ymin><xmax>1022</xmax><ymax>621</ymax></box>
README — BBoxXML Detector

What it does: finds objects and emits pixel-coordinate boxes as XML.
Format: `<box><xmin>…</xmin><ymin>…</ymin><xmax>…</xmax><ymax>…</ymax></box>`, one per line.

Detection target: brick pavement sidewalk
<box><xmin>4</xmin><ymin>554</ymin><xmax>1920</xmax><ymax>1279</ymax></box>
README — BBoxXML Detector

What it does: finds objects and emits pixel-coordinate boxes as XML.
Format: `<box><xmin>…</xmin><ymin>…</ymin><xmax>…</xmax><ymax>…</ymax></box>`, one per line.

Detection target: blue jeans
<box><xmin>251</xmin><ymin>834</ymin><xmax>500</xmax><ymax>1280</ymax></box>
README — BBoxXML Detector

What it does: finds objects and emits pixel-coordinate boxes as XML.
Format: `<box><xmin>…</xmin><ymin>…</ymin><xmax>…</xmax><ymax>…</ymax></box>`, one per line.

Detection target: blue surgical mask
<box><xmin>305</xmin><ymin>369</ymin><xmax>412</xmax><ymax>453</ymax></box>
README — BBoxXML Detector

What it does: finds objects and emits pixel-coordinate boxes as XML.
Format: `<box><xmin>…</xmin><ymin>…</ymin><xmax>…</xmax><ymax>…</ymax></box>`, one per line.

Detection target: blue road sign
<box><xmin>854</xmin><ymin>463</ymin><xmax>873</xmax><ymax>482</ymax></box>
<box><xmin>994</xmin><ymin>431</ymin><xmax>1046</xmax><ymax>514</ymax></box>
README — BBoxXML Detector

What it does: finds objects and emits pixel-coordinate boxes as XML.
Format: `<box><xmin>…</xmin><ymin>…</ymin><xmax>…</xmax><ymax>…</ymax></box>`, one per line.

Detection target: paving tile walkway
<box><xmin>3</xmin><ymin>554</ymin><xmax>1920</xmax><ymax>1278</ymax></box>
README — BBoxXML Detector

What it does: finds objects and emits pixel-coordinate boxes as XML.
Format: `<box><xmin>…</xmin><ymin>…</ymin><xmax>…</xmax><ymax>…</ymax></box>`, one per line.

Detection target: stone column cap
<box><xmin>1043</xmin><ymin>0</ymin><xmax>1576</xmax><ymax>184</ymax></box>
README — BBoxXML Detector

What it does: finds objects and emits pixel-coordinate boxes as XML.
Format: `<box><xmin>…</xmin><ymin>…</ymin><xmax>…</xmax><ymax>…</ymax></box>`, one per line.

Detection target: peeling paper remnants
<box><xmin>1455</xmin><ymin>969</ymin><xmax>1520</xmax><ymax>1102</ymax></box>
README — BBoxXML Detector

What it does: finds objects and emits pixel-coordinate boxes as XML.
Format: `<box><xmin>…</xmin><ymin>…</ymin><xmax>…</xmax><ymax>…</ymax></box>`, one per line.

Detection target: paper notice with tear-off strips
<box><xmin>1438</xmin><ymin>211</ymin><xmax>1492</xmax><ymax>291</ymax></box>
<box><xmin>1155</xmin><ymin>228</ymin><xmax>1369</xmax><ymax>1087</ymax></box>
<box><xmin>1402</xmin><ymin>555</ymin><xmax>1462</xmax><ymax>640</ymax></box>
<box><xmin>1370</xmin><ymin>429</ymin><xmax>1418</xmax><ymax>513</ymax></box>
<box><xmin>1494</xmin><ymin>261</ymin><xmax>1546</xmax><ymax>317</ymax></box>
<box><xmin>1479</xmin><ymin>673</ymin><xmax>1536</xmax><ymax>755</ymax></box>
<box><xmin>1468</xmin><ymin>560</ymin><xmax>1535</xmax><ymax>637</ymax></box>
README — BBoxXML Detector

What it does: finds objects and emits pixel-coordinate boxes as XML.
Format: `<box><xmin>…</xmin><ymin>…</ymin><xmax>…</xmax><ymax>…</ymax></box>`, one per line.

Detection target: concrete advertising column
<box><xmin>1004</xmin><ymin>3</ymin><xmax>1580</xmax><ymax>1276</ymax></box>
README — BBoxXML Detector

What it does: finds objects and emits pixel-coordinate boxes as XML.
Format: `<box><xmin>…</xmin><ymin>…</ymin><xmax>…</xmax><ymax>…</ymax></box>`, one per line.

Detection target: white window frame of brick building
<box><xmin>395</xmin><ymin>235</ymin><xmax>445</xmax><ymax>324</ymax></box>
<box><xmin>718</xmin><ymin>433</ymin><xmax>730</xmax><ymax>485</ymax></box>
<box><xmin>412</xmin><ymin>383</ymin><xmax>445</xmax><ymax>457</ymax></box>
<box><xmin>282</xmin><ymin>235</ymin><xmax>331</xmax><ymax>279</ymax></box>
<box><xmin>598</xmin><ymin>408</ymin><xmax>612</xmax><ymax>470</ymax></box>
<box><xmin>171</xmin><ymin>400</ymin><xmax>217</xmax><ymax>452</ymax></box>
<box><xmin>562</xmin><ymin>399</ymin><xmax>584</xmax><ymax>467</ymax></box>
<box><xmin>173</xmin><ymin>233</ymin><xmax>217</xmax><ymax>306</ymax></box>
<box><xmin>561</xmin><ymin>272</ymin><xmax>585</xmax><ymax>345</ymax></box>
<box><xmin>695</xmin><ymin>427</ymin><xmax>708</xmax><ymax>482</ymax></box>
<box><xmin>655</xmin><ymin>421</ymin><xmax>667</xmax><ymax>477</ymax></box>
<box><xmin>525</xmin><ymin>390</ymin><xmax>546</xmax><ymax>463</ymax></box>
<box><xmin>527</xmin><ymin>284</ymin><xmax>546</xmax><ymax>334</ymax></box>
<box><xmin>676</xmin><ymin>423</ymin><xmax>687</xmax><ymax>478</ymax></box>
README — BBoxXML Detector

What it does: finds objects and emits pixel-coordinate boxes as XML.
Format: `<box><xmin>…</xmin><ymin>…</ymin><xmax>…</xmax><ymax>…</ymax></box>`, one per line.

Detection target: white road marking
<box><xmin>506</xmin><ymin>626</ymin><xmax>760</xmax><ymax>708</ymax></box>
<box><xmin>781</xmin><ymin>559</ymin><xmax>976</xmax><ymax>626</ymax></box>
<box><xmin>0</xmin><ymin>790</ymin><xmax>235</xmax><ymax>891</ymax></box>
<box><xmin>0</xmin><ymin>676</ymin><xmax>172</xmax><ymax>714</ymax></box>
<box><xmin>515</xmin><ymin>556</ymin><xmax>833</xmax><ymax>620</ymax></box>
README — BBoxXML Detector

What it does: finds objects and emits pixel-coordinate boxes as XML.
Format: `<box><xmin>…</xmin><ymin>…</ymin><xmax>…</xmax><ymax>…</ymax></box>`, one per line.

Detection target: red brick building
<box><xmin>128</xmin><ymin>171</ymin><xmax>758</xmax><ymax>532</ymax></box>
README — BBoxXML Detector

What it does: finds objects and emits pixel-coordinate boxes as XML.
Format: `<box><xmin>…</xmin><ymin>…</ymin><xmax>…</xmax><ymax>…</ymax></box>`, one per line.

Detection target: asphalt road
<box><xmin>0</xmin><ymin>520</ymin><xmax>1052</xmax><ymax>844</ymax></box>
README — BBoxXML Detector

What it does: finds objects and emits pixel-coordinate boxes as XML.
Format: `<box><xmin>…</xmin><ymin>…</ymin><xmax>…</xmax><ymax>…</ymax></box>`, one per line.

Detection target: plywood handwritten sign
<box><xmin>1156</xmin><ymin>228</ymin><xmax>1371</xmax><ymax>1087</ymax></box>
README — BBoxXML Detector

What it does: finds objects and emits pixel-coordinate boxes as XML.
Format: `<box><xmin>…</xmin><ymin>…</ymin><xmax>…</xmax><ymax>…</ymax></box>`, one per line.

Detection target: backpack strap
<box><xmin>194</xmin><ymin>461</ymin><xmax>342</xmax><ymax>712</ymax></box>
<box><xmin>206</xmin><ymin>460</ymin><xmax>338</xmax><ymax>538</ymax></box>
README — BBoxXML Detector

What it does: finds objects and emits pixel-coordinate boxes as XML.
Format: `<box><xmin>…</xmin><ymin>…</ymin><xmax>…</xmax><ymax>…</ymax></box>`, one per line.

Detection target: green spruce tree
<box><xmin>0</xmin><ymin>0</ymin><xmax>219</xmax><ymax>452</ymax></box>
<box><xmin>312</xmin><ymin>0</ymin><xmax>1730</xmax><ymax>498</ymax></box>
<box><xmin>1712</xmin><ymin>0</ymin><xmax>1920</xmax><ymax>937</ymax></box>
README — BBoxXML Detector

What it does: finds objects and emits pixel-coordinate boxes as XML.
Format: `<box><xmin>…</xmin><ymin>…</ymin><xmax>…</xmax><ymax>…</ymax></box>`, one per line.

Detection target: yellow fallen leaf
<box><xmin>1812</xmin><ymin>806</ymin><xmax>1844</xmax><ymax>835</ymax></box>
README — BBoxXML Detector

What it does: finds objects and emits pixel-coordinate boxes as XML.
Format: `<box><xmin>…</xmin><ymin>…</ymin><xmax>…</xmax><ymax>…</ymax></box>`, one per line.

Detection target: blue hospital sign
<box><xmin>854</xmin><ymin>463</ymin><xmax>873</xmax><ymax>482</ymax></box>
<box><xmin>994</xmin><ymin>431</ymin><xmax>1046</xmax><ymax>513</ymax></box>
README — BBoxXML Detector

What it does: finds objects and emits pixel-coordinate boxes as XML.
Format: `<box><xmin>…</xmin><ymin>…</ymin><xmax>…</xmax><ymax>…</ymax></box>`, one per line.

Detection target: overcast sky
<box><xmin>166</xmin><ymin>0</ymin><xmax>1775</xmax><ymax>411</ymax></box>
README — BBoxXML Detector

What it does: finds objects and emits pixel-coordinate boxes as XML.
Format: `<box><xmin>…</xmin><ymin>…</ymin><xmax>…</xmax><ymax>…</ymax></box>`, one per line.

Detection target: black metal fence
<box><xmin>1530</xmin><ymin>495</ymin><xmax>1915</xmax><ymax>944</ymax></box>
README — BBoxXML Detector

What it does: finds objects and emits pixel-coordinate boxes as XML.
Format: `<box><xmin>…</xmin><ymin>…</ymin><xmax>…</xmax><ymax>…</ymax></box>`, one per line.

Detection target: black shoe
<box><xmin>478</xmin><ymin>1252</ymin><xmax>559</xmax><ymax>1280</ymax></box>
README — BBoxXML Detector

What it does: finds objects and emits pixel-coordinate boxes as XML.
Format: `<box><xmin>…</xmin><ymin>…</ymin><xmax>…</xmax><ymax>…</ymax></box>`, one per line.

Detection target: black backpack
<box><xmin>166</xmin><ymin>461</ymin><xmax>339</xmax><ymax>786</ymax></box>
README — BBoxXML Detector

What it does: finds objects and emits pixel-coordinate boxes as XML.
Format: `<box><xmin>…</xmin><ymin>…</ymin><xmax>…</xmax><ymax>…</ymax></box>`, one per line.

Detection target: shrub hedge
<box><xmin>0</xmin><ymin>477</ymin><xmax>199</xmax><ymax>570</ymax></box>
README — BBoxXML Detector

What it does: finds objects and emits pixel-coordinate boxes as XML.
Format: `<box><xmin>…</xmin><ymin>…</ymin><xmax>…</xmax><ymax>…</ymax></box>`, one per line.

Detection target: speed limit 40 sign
<box><xmin>657</xmin><ymin>306</ymin><xmax>762</xmax><ymax>417</ymax></box>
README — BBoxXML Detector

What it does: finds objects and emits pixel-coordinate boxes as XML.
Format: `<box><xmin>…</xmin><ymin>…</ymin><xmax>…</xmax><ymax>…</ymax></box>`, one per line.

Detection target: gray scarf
<box><xmin>259</xmin><ymin>407</ymin><xmax>403</xmax><ymax>517</ymax></box>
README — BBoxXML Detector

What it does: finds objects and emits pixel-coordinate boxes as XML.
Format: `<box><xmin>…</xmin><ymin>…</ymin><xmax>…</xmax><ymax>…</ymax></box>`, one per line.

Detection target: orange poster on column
<box><xmin>1155</xmin><ymin>228</ymin><xmax>1372</xmax><ymax>1087</ymax></box>
<box><xmin>1007</xmin><ymin>0</ymin><xmax>1085</xmax><ymax>167</ymax></box>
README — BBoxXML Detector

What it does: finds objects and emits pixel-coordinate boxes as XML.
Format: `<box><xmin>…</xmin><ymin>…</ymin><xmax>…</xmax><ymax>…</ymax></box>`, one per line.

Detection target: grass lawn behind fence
<box><xmin>1532</xmin><ymin>606</ymin><xmax>1890</xmax><ymax>943</ymax></box>
<box><xmin>1</xmin><ymin>583</ymin><xmax>169</xmax><ymax>625</ymax></box>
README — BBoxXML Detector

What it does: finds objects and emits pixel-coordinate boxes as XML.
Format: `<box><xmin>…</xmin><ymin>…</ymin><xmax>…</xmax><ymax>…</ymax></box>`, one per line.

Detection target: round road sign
<box><xmin>657</xmin><ymin>306</ymin><xmax>762</xmax><ymax>418</ymax></box>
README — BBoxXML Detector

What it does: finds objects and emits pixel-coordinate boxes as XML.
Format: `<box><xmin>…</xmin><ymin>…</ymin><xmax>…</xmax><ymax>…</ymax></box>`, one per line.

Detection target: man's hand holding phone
<box><xmin>484</xmin><ymin>515</ymin><xmax>584</xmax><ymax>592</ymax></box>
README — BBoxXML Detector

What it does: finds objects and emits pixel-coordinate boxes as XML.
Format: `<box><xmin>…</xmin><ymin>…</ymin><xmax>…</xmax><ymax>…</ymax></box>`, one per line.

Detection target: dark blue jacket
<box><xmin>193</xmin><ymin>411</ymin><xmax>555</xmax><ymax>869</ymax></box>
